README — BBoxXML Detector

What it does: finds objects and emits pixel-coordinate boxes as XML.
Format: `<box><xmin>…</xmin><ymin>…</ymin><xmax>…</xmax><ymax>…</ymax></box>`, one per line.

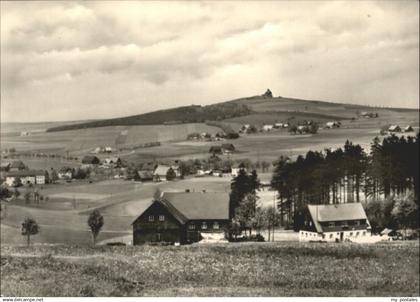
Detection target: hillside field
<box><xmin>1</xmin><ymin>242</ymin><xmax>418</xmax><ymax>297</ymax></box>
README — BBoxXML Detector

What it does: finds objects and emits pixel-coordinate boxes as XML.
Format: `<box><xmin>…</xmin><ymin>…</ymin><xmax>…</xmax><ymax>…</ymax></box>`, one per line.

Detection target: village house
<box><xmin>403</xmin><ymin>125</ymin><xmax>414</xmax><ymax>132</ymax></box>
<box><xmin>131</xmin><ymin>192</ymin><xmax>230</xmax><ymax>245</ymax></box>
<box><xmin>388</xmin><ymin>125</ymin><xmax>401</xmax><ymax>133</ymax></box>
<box><xmin>9</xmin><ymin>160</ymin><xmax>26</xmax><ymax>172</ymax></box>
<box><xmin>137</xmin><ymin>170</ymin><xmax>154</xmax><ymax>182</ymax></box>
<box><xmin>360</xmin><ymin>112</ymin><xmax>378</xmax><ymax>118</ymax></box>
<box><xmin>5</xmin><ymin>170</ymin><xmax>46</xmax><ymax>186</ymax></box>
<box><xmin>104</xmin><ymin>157</ymin><xmax>122</xmax><ymax>167</ymax></box>
<box><xmin>58</xmin><ymin>167</ymin><xmax>73</xmax><ymax>180</ymax></box>
<box><xmin>81</xmin><ymin>155</ymin><xmax>100</xmax><ymax>165</ymax></box>
<box><xmin>209</xmin><ymin>146</ymin><xmax>223</xmax><ymax>155</ymax></box>
<box><xmin>274</xmin><ymin>123</ymin><xmax>284</xmax><ymax>128</ymax></box>
<box><xmin>325</xmin><ymin>121</ymin><xmax>341</xmax><ymax>129</ymax></box>
<box><xmin>0</xmin><ymin>162</ymin><xmax>11</xmax><ymax>172</ymax></box>
<box><xmin>221</xmin><ymin>143</ymin><xmax>235</xmax><ymax>154</ymax></box>
<box><xmin>262</xmin><ymin>124</ymin><xmax>274</xmax><ymax>131</ymax></box>
<box><xmin>20</xmin><ymin>131</ymin><xmax>31</xmax><ymax>136</ymax></box>
<box><xmin>297</xmin><ymin>125</ymin><xmax>309</xmax><ymax>134</ymax></box>
<box><xmin>153</xmin><ymin>164</ymin><xmax>180</xmax><ymax>182</ymax></box>
<box><xmin>299</xmin><ymin>203</ymin><xmax>371</xmax><ymax>242</ymax></box>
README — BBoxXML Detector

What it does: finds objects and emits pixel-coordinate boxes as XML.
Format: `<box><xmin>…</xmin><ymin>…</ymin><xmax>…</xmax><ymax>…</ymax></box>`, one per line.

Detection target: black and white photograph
<box><xmin>0</xmin><ymin>0</ymin><xmax>419</xmax><ymax>299</ymax></box>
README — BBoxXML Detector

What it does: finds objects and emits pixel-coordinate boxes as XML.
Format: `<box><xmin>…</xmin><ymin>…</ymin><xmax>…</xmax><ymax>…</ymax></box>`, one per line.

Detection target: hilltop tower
<box><xmin>262</xmin><ymin>89</ymin><xmax>273</xmax><ymax>98</ymax></box>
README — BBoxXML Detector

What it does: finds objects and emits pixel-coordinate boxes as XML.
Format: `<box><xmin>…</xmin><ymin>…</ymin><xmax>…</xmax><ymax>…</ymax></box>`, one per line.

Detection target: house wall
<box><xmin>299</xmin><ymin>229</ymin><xmax>371</xmax><ymax>242</ymax></box>
<box><xmin>132</xmin><ymin>203</ymin><xmax>184</xmax><ymax>245</ymax></box>
<box><xmin>36</xmin><ymin>175</ymin><xmax>45</xmax><ymax>185</ymax></box>
<box><xmin>5</xmin><ymin>176</ymin><xmax>36</xmax><ymax>186</ymax></box>
<box><xmin>185</xmin><ymin>220</ymin><xmax>229</xmax><ymax>243</ymax></box>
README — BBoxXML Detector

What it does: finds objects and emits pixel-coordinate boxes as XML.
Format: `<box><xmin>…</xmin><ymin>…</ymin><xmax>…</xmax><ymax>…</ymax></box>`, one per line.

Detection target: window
<box><xmin>349</xmin><ymin>232</ymin><xmax>353</xmax><ymax>236</ymax></box>
<box><xmin>202</xmin><ymin>222</ymin><xmax>207</xmax><ymax>229</ymax></box>
<box><xmin>188</xmin><ymin>223</ymin><xmax>195</xmax><ymax>230</ymax></box>
<box><xmin>213</xmin><ymin>222</ymin><xmax>219</xmax><ymax>229</ymax></box>
<box><xmin>329</xmin><ymin>234</ymin><xmax>333</xmax><ymax>239</ymax></box>
<box><xmin>355</xmin><ymin>220</ymin><xmax>360</xmax><ymax>226</ymax></box>
<box><xmin>159</xmin><ymin>215</ymin><xmax>165</xmax><ymax>221</ymax></box>
<box><xmin>362</xmin><ymin>231</ymin><xmax>366</xmax><ymax>236</ymax></box>
<box><xmin>328</xmin><ymin>222</ymin><xmax>335</xmax><ymax>227</ymax></box>
<box><xmin>309</xmin><ymin>221</ymin><xmax>312</xmax><ymax>226</ymax></box>
<box><xmin>356</xmin><ymin>232</ymin><xmax>359</xmax><ymax>236</ymax></box>
<box><xmin>148</xmin><ymin>215</ymin><xmax>154</xmax><ymax>222</ymax></box>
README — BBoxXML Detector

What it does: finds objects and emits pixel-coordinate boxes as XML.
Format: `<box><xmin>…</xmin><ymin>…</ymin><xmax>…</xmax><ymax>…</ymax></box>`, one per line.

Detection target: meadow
<box><xmin>0</xmin><ymin>177</ymin><xmax>232</xmax><ymax>245</ymax></box>
<box><xmin>1</xmin><ymin>242</ymin><xmax>418</xmax><ymax>297</ymax></box>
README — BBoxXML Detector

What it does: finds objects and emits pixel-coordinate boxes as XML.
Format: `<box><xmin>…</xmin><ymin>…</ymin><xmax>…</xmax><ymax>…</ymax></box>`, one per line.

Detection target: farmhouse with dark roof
<box><xmin>132</xmin><ymin>192</ymin><xmax>230</xmax><ymax>245</ymax></box>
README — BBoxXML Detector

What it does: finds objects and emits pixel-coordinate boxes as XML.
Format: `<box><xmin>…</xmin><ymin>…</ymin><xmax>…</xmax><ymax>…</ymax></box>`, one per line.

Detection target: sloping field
<box><xmin>1</xmin><ymin>242</ymin><xmax>418</xmax><ymax>296</ymax></box>
<box><xmin>1</xmin><ymin>123</ymin><xmax>222</xmax><ymax>154</ymax></box>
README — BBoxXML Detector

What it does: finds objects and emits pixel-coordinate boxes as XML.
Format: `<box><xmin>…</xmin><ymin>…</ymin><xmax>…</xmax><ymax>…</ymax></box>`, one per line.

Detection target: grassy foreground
<box><xmin>1</xmin><ymin>242</ymin><xmax>419</xmax><ymax>297</ymax></box>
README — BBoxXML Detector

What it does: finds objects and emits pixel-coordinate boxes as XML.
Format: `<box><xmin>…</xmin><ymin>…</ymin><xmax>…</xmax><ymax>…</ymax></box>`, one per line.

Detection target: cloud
<box><xmin>1</xmin><ymin>1</ymin><xmax>418</xmax><ymax>122</ymax></box>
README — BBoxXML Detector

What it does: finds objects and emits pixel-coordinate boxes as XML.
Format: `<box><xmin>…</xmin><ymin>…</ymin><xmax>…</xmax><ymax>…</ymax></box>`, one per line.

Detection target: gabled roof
<box><xmin>10</xmin><ymin>161</ymin><xmax>25</xmax><ymax>169</ymax></box>
<box><xmin>131</xmin><ymin>192</ymin><xmax>230</xmax><ymax>226</ymax></box>
<box><xmin>307</xmin><ymin>203</ymin><xmax>369</xmax><ymax>233</ymax></box>
<box><xmin>154</xmin><ymin>164</ymin><xmax>171</xmax><ymax>176</ymax></box>
<box><xmin>161</xmin><ymin>192</ymin><xmax>230</xmax><ymax>220</ymax></box>
<box><xmin>388</xmin><ymin>125</ymin><xmax>401</xmax><ymax>131</ymax></box>
<box><xmin>221</xmin><ymin>143</ymin><xmax>235</xmax><ymax>151</ymax></box>
<box><xmin>0</xmin><ymin>162</ymin><xmax>11</xmax><ymax>168</ymax></box>
<box><xmin>137</xmin><ymin>170</ymin><xmax>154</xmax><ymax>179</ymax></box>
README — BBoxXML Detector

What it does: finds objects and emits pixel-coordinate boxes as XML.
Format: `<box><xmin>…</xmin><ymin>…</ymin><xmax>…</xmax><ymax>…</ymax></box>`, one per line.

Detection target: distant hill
<box><xmin>46</xmin><ymin>103</ymin><xmax>251</xmax><ymax>132</ymax></box>
<box><xmin>46</xmin><ymin>94</ymin><xmax>419</xmax><ymax>132</ymax></box>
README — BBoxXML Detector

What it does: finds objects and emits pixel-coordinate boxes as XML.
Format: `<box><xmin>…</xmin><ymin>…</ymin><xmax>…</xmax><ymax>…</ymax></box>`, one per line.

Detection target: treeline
<box><xmin>47</xmin><ymin>103</ymin><xmax>252</xmax><ymax>132</ymax></box>
<box><xmin>271</xmin><ymin>134</ymin><xmax>419</xmax><ymax>229</ymax></box>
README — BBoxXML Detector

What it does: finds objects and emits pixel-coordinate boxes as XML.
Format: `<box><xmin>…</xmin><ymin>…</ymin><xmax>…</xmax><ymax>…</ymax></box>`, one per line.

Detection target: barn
<box><xmin>132</xmin><ymin>192</ymin><xmax>230</xmax><ymax>245</ymax></box>
<box><xmin>299</xmin><ymin>203</ymin><xmax>371</xmax><ymax>242</ymax></box>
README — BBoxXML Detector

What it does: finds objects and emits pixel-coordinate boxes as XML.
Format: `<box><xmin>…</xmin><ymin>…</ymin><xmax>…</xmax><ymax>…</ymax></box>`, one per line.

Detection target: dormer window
<box><xmin>202</xmin><ymin>222</ymin><xmax>207</xmax><ymax>229</ymax></box>
<box><xmin>213</xmin><ymin>222</ymin><xmax>219</xmax><ymax>229</ymax></box>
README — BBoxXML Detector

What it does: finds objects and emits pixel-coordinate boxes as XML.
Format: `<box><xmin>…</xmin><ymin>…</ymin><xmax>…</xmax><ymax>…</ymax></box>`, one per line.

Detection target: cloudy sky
<box><xmin>1</xmin><ymin>1</ymin><xmax>419</xmax><ymax>122</ymax></box>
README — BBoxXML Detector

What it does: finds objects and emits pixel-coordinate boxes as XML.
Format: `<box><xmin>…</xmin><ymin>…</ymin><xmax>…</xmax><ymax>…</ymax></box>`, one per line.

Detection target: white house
<box><xmin>325</xmin><ymin>121</ymin><xmax>340</xmax><ymax>129</ymax></box>
<box><xmin>403</xmin><ymin>125</ymin><xmax>414</xmax><ymax>132</ymax></box>
<box><xmin>274</xmin><ymin>123</ymin><xmax>283</xmax><ymax>128</ymax></box>
<box><xmin>299</xmin><ymin>203</ymin><xmax>371</xmax><ymax>243</ymax></box>
<box><xmin>5</xmin><ymin>170</ymin><xmax>46</xmax><ymax>186</ymax></box>
<box><xmin>262</xmin><ymin>125</ymin><xmax>274</xmax><ymax>131</ymax></box>
<box><xmin>388</xmin><ymin>125</ymin><xmax>401</xmax><ymax>132</ymax></box>
<box><xmin>58</xmin><ymin>170</ymin><xmax>73</xmax><ymax>180</ymax></box>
